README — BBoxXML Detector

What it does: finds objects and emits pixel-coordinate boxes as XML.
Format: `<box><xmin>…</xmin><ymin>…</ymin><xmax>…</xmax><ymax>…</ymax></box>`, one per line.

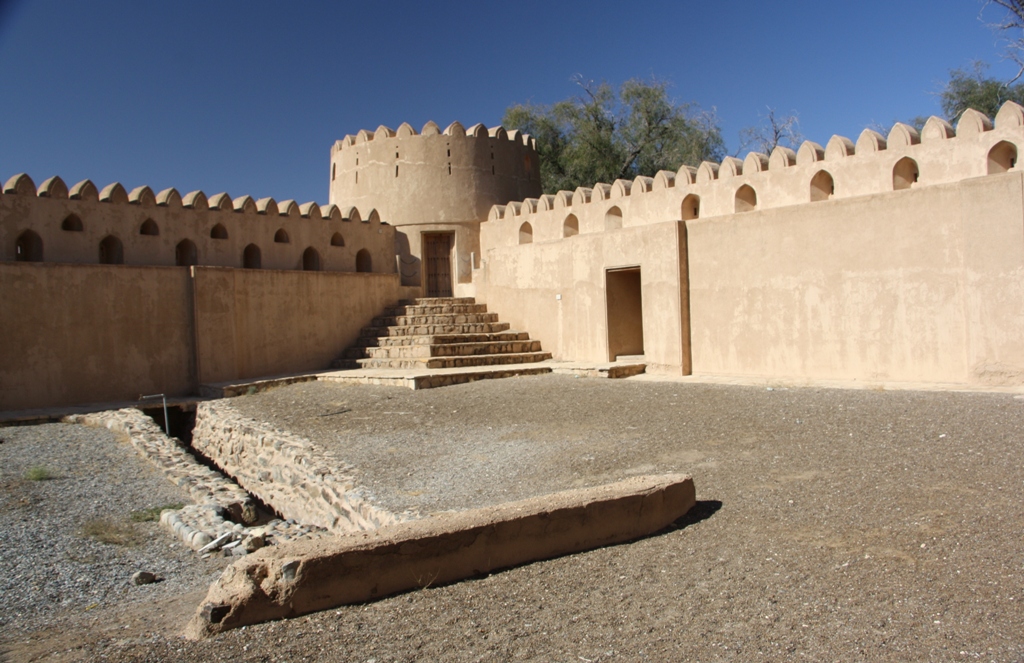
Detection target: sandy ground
<box><xmin>2</xmin><ymin>374</ymin><xmax>1023</xmax><ymax>662</ymax></box>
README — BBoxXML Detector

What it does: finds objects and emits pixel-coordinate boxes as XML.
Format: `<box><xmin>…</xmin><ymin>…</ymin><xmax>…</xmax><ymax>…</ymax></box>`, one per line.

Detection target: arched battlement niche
<box><xmin>563</xmin><ymin>214</ymin><xmax>579</xmax><ymax>238</ymax></box>
<box><xmin>139</xmin><ymin>219</ymin><xmax>159</xmax><ymax>236</ymax></box>
<box><xmin>274</xmin><ymin>229</ymin><xmax>290</xmax><ymax>244</ymax></box>
<box><xmin>99</xmin><ymin>235</ymin><xmax>124</xmax><ymax>265</ymax></box>
<box><xmin>681</xmin><ymin>194</ymin><xmax>700</xmax><ymax>220</ymax></box>
<box><xmin>355</xmin><ymin>249</ymin><xmax>372</xmax><ymax>273</ymax></box>
<box><xmin>604</xmin><ymin>206</ymin><xmax>623</xmax><ymax>231</ymax></box>
<box><xmin>243</xmin><ymin>244</ymin><xmax>261</xmax><ymax>269</ymax></box>
<box><xmin>519</xmin><ymin>221</ymin><xmax>533</xmax><ymax>244</ymax></box>
<box><xmin>892</xmin><ymin>157</ymin><xmax>919</xmax><ymax>191</ymax></box>
<box><xmin>210</xmin><ymin>223</ymin><xmax>229</xmax><ymax>240</ymax></box>
<box><xmin>810</xmin><ymin>170</ymin><xmax>835</xmax><ymax>202</ymax></box>
<box><xmin>175</xmin><ymin>239</ymin><xmax>197</xmax><ymax>267</ymax></box>
<box><xmin>15</xmin><ymin>230</ymin><xmax>43</xmax><ymax>262</ymax></box>
<box><xmin>61</xmin><ymin>214</ymin><xmax>83</xmax><ymax>232</ymax></box>
<box><xmin>735</xmin><ymin>185</ymin><xmax>757</xmax><ymax>213</ymax></box>
<box><xmin>988</xmin><ymin>140</ymin><xmax>1018</xmax><ymax>174</ymax></box>
<box><xmin>367</xmin><ymin>209</ymin><xmax>380</xmax><ymax>224</ymax></box>
<box><xmin>302</xmin><ymin>247</ymin><xmax>321</xmax><ymax>271</ymax></box>
<box><xmin>331</xmin><ymin>232</ymin><xmax>345</xmax><ymax>247</ymax></box>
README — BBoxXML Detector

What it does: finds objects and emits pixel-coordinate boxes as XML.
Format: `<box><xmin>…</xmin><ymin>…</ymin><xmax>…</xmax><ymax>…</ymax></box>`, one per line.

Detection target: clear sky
<box><xmin>0</xmin><ymin>0</ymin><xmax>1017</xmax><ymax>204</ymax></box>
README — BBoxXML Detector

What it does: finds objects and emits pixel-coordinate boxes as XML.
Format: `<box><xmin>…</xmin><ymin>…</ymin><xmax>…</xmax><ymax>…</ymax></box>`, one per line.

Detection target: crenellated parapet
<box><xmin>1</xmin><ymin>174</ymin><xmax>395</xmax><ymax>274</ymax></box>
<box><xmin>484</xmin><ymin>102</ymin><xmax>1024</xmax><ymax>247</ymax></box>
<box><xmin>329</xmin><ymin>120</ymin><xmax>541</xmax><ymax>228</ymax></box>
<box><xmin>329</xmin><ymin>120</ymin><xmax>543</xmax><ymax>291</ymax></box>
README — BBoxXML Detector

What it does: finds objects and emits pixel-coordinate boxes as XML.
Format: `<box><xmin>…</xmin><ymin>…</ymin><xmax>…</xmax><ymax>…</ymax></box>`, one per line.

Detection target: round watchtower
<box><xmin>329</xmin><ymin>120</ymin><xmax>541</xmax><ymax>295</ymax></box>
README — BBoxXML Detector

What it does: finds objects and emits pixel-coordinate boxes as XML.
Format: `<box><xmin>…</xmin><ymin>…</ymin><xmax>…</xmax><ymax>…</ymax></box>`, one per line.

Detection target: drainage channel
<box><xmin>139</xmin><ymin>404</ymin><xmax>282</xmax><ymax>527</ymax></box>
<box><xmin>67</xmin><ymin>403</ymin><xmax>332</xmax><ymax>558</ymax></box>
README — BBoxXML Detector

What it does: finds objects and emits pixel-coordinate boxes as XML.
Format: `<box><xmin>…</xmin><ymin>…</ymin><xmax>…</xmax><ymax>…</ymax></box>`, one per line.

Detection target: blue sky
<box><xmin>0</xmin><ymin>0</ymin><xmax>1017</xmax><ymax>204</ymax></box>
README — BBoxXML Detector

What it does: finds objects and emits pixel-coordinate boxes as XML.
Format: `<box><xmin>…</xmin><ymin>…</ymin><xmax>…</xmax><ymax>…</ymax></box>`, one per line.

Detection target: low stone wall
<box><xmin>68</xmin><ymin>408</ymin><xmax>330</xmax><ymax>552</ymax></box>
<box><xmin>191</xmin><ymin>402</ymin><xmax>401</xmax><ymax>534</ymax></box>
<box><xmin>185</xmin><ymin>473</ymin><xmax>696</xmax><ymax>638</ymax></box>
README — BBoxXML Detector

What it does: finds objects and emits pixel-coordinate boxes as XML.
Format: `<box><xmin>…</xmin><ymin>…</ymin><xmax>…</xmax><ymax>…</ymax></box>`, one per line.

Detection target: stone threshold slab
<box><xmin>185</xmin><ymin>473</ymin><xmax>696</xmax><ymax>639</ymax></box>
<box><xmin>201</xmin><ymin>359</ymin><xmax>649</xmax><ymax>397</ymax></box>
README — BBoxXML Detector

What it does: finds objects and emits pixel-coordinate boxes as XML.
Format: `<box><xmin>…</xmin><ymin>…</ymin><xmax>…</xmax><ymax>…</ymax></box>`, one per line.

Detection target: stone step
<box><xmin>383</xmin><ymin>303</ymin><xmax>488</xmax><ymax>316</ymax></box>
<box><xmin>350</xmin><ymin>339</ymin><xmax>542</xmax><ymax>360</ymax></box>
<box><xmin>411</xmin><ymin>297</ymin><xmax>476</xmax><ymax>306</ymax></box>
<box><xmin>351</xmin><ymin>351</ymin><xmax>553</xmax><ymax>371</ymax></box>
<box><xmin>371</xmin><ymin>312</ymin><xmax>499</xmax><ymax>327</ymax></box>
<box><xmin>322</xmin><ymin>365</ymin><xmax>552</xmax><ymax>390</ymax></box>
<box><xmin>352</xmin><ymin>331</ymin><xmax>529</xmax><ymax>349</ymax></box>
<box><xmin>358</xmin><ymin>322</ymin><xmax>512</xmax><ymax>338</ymax></box>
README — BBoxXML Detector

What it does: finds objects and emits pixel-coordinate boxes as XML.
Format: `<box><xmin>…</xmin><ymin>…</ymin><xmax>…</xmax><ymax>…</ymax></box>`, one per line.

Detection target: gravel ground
<box><xmin>0</xmin><ymin>422</ymin><xmax>230</xmax><ymax>641</ymax></box>
<box><xmin>3</xmin><ymin>375</ymin><xmax>1024</xmax><ymax>662</ymax></box>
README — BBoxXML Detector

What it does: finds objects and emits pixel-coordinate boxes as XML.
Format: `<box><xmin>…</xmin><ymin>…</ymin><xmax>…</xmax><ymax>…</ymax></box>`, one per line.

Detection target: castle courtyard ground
<box><xmin>2</xmin><ymin>374</ymin><xmax>1023</xmax><ymax>661</ymax></box>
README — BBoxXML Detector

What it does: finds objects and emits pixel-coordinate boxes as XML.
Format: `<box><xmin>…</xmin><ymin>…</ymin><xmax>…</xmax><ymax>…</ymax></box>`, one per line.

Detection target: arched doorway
<box><xmin>15</xmin><ymin>230</ymin><xmax>43</xmax><ymax>262</ymax></box>
<box><xmin>243</xmin><ymin>244</ymin><xmax>261</xmax><ymax>269</ymax></box>
<box><xmin>175</xmin><ymin>239</ymin><xmax>197</xmax><ymax>266</ymax></box>
<box><xmin>356</xmin><ymin>249</ymin><xmax>372</xmax><ymax>273</ymax></box>
<box><xmin>99</xmin><ymin>235</ymin><xmax>124</xmax><ymax>264</ymax></box>
<box><xmin>302</xmin><ymin>247</ymin><xmax>321</xmax><ymax>271</ymax></box>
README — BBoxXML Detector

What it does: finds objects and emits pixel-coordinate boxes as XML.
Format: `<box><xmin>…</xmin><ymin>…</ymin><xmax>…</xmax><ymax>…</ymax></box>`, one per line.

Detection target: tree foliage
<box><xmin>938</xmin><ymin>62</ymin><xmax>1024</xmax><ymax>120</ymax></box>
<box><xmin>503</xmin><ymin>77</ymin><xmax>725</xmax><ymax>194</ymax></box>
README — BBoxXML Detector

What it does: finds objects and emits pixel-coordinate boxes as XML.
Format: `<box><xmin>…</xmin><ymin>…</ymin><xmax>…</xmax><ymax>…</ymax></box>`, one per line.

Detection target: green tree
<box><xmin>503</xmin><ymin>77</ymin><xmax>725</xmax><ymax>194</ymax></box>
<box><xmin>938</xmin><ymin>62</ymin><xmax>1024</xmax><ymax>120</ymax></box>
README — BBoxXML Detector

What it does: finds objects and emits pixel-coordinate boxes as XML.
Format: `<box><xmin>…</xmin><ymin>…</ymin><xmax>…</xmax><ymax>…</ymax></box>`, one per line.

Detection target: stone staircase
<box><xmin>332</xmin><ymin>297</ymin><xmax>552</xmax><ymax>371</ymax></box>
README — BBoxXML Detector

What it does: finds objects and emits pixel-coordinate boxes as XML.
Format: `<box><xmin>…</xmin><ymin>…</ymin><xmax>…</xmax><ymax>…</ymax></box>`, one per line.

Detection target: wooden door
<box><xmin>424</xmin><ymin>233</ymin><xmax>453</xmax><ymax>297</ymax></box>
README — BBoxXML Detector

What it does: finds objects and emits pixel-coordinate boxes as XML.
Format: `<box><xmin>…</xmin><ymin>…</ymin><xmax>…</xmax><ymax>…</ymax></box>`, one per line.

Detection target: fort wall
<box><xmin>0</xmin><ymin>263</ymin><xmax>195</xmax><ymax>410</ymax></box>
<box><xmin>193</xmin><ymin>267</ymin><xmax>413</xmax><ymax>385</ymax></box>
<box><xmin>330</xmin><ymin>121</ymin><xmax>541</xmax><ymax>291</ymax></box>
<box><xmin>0</xmin><ymin>263</ymin><xmax>414</xmax><ymax>412</ymax></box>
<box><xmin>477</xmin><ymin>103</ymin><xmax>1024</xmax><ymax>386</ymax></box>
<box><xmin>1</xmin><ymin>175</ymin><xmax>395</xmax><ymax>275</ymax></box>
<box><xmin>475</xmin><ymin>220</ymin><xmax>688</xmax><ymax>373</ymax></box>
<box><xmin>686</xmin><ymin>173</ymin><xmax>1024</xmax><ymax>385</ymax></box>
<box><xmin>484</xmin><ymin>105</ymin><xmax>1024</xmax><ymax>247</ymax></box>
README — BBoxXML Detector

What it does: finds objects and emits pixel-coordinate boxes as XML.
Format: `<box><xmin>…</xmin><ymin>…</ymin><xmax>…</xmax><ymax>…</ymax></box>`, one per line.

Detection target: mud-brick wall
<box><xmin>0</xmin><ymin>264</ymin><xmax>415</xmax><ymax>411</ymax></box>
<box><xmin>686</xmin><ymin>172</ymin><xmax>1024</xmax><ymax>385</ymax></box>
<box><xmin>0</xmin><ymin>263</ymin><xmax>194</xmax><ymax>411</ymax></box>
<box><xmin>193</xmin><ymin>268</ymin><xmax>414</xmax><ymax>384</ymax></box>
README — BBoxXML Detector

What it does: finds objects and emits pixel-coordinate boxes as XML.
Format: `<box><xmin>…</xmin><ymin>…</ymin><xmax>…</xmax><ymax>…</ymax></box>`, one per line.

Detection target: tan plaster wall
<box><xmin>330</xmin><ymin>123</ymin><xmax>541</xmax><ymax>293</ymax></box>
<box><xmin>330</xmin><ymin>123</ymin><xmax>541</xmax><ymax>227</ymax></box>
<box><xmin>686</xmin><ymin>172</ymin><xmax>1024</xmax><ymax>385</ymax></box>
<box><xmin>394</xmin><ymin>221</ymin><xmax>480</xmax><ymax>289</ymax></box>
<box><xmin>0</xmin><ymin>263</ymin><xmax>194</xmax><ymax>411</ymax></box>
<box><xmin>0</xmin><ymin>263</ymin><xmax>413</xmax><ymax>412</ymax></box>
<box><xmin>477</xmin><ymin>220</ymin><xmax>687</xmax><ymax>373</ymax></box>
<box><xmin>193</xmin><ymin>268</ymin><xmax>411</xmax><ymax>384</ymax></box>
<box><xmin>0</xmin><ymin>178</ymin><xmax>395</xmax><ymax>274</ymax></box>
<box><xmin>484</xmin><ymin>105</ymin><xmax>1024</xmax><ymax>250</ymax></box>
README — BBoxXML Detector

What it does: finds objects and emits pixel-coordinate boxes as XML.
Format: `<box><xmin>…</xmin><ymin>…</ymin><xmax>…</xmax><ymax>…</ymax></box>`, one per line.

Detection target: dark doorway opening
<box><xmin>606</xmin><ymin>267</ymin><xmax>644</xmax><ymax>360</ymax></box>
<box><xmin>423</xmin><ymin>232</ymin><xmax>453</xmax><ymax>297</ymax></box>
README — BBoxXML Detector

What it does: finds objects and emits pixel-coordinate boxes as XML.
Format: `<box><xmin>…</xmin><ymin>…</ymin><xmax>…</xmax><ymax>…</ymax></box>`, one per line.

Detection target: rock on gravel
<box><xmin>4</xmin><ymin>375</ymin><xmax>1024</xmax><ymax>662</ymax></box>
<box><xmin>0</xmin><ymin>422</ymin><xmax>229</xmax><ymax>636</ymax></box>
